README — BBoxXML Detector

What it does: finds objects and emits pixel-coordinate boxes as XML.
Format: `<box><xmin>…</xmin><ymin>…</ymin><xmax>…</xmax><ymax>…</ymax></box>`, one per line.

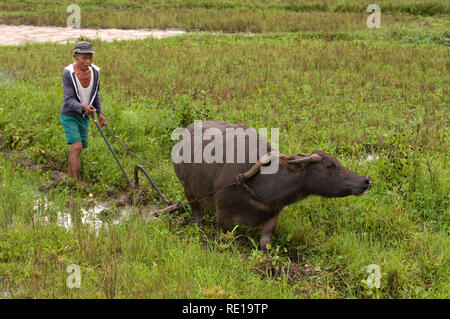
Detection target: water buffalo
<box><xmin>172</xmin><ymin>121</ymin><xmax>371</xmax><ymax>250</ymax></box>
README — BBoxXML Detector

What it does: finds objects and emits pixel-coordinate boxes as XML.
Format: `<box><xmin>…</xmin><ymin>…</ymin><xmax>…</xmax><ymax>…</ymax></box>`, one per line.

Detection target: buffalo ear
<box><xmin>288</xmin><ymin>154</ymin><xmax>322</xmax><ymax>164</ymax></box>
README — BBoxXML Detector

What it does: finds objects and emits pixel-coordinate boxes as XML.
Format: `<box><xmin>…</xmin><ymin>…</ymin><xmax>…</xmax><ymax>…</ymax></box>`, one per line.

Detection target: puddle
<box><xmin>33</xmin><ymin>197</ymin><xmax>76</xmax><ymax>231</ymax></box>
<box><xmin>32</xmin><ymin>196</ymin><xmax>152</xmax><ymax>234</ymax></box>
<box><xmin>0</xmin><ymin>288</ymin><xmax>11</xmax><ymax>299</ymax></box>
<box><xmin>0</xmin><ymin>70</ymin><xmax>15</xmax><ymax>86</ymax></box>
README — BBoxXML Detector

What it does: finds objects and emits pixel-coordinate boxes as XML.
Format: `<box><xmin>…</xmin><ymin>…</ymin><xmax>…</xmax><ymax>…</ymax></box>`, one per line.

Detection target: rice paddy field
<box><xmin>0</xmin><ymin>0</ymin><xmax>449</xmax><ymax>299</ymax></box>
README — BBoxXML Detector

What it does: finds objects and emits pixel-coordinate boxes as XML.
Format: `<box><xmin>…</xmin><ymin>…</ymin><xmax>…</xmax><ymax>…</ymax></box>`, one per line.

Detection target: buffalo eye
<box><xmin>326</xmin><ymin>163</ymin><xmax>336</xmax><ymax>169</ymax></box>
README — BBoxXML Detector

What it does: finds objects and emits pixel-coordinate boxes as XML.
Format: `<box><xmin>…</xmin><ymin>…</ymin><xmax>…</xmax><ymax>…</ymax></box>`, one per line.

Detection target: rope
<box><xmin>157</xmin><ymin>170</ymin><xmax>268</xmax><ymax>213</ymax></box>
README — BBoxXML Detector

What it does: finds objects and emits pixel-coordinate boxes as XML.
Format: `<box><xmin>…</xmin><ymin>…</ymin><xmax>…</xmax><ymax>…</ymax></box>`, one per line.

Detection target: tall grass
<box><xmin>1</xmin><ymin>0</ymin><xmax>449</xmax><ymax>32</ymax></box>
<box><xmin>0</xmin><ymin>155</ymin><xmax>305</xmax><ymax>298</ymax></box>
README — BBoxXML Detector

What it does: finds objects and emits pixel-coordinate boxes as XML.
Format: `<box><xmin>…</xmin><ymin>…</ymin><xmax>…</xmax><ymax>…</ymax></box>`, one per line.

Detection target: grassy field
<box><xmin>1</xmin><ymin>0</ymin><xmax>449</xmax><ymax>32</ymax></box>
<box><xmin>0</xmin><ymin>1</ymin><xmax>449</xmax><ymax>299</ymax></box>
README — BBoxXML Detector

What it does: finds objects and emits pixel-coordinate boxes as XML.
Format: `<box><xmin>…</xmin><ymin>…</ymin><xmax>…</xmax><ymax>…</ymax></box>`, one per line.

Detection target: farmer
<box><xmin>60</xmin><ymin>41</ymin><xmax>107</xmax><ymax>181</ymax></box>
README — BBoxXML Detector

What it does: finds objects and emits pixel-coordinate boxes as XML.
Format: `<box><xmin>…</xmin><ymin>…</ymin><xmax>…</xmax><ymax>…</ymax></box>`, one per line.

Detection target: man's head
<box><xmin>73</xmin><ymin>41</ymin><xmax>95</xmax><ymax>71</ymax></box>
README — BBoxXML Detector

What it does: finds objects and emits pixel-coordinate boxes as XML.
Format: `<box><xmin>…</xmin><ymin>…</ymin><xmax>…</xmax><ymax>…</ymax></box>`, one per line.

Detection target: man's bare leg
<box><xmin>68</xmin><ymin>141</ymin><xmax>83</xmax><ymax>180</ymax></box>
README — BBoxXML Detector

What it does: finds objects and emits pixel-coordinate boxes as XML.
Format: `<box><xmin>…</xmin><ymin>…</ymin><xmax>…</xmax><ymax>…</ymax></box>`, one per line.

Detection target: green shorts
<box><xmin>60</xmin><ymin>114</ymin><xmax>89</xmax><ymax>149</ymax></box>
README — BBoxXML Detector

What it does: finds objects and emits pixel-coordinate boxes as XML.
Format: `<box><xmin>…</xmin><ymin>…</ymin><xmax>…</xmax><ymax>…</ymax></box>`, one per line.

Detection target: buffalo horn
<box><xmin>288</xmin><ymin>153</ymin><xmax>322</xmax><ymax>164</ymax></box>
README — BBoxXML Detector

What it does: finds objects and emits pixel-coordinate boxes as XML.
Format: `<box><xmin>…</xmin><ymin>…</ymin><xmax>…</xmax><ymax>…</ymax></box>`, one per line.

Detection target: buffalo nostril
<box><xmin>364</xmin><ymin>177</ymin><xmax>371</xmax><ymax>191</ymax></box>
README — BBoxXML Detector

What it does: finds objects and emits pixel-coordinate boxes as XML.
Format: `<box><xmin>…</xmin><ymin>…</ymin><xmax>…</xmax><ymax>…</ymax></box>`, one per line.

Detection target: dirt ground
<box><xmin>0</xmin><ymin>24</ymin><xmax>187</xmax><ymax>45</ymax></box>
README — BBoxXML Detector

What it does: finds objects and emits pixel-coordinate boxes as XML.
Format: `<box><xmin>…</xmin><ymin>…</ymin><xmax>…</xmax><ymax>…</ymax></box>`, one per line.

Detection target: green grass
<box><xmin>1</xmin><ymin>0</ymin><xmax>449</xmax><ymax>32</ymax></box>
<box><xmin>0</xmin><ymin>1</ymin><xmax>449</xmax><ymax>299</ymax></box>
<box><xmin>0</xmin><ymin>33</ymin><xmax>448</xmax><ymax>298</ymax></box>
<box><xmin>0</xmin><ymin>155</ymin><xmax>305</xmax><ymax>298</ymax></box>
<box><xmin>2</xmin><ymin>0</ymin><xmax>449</xmax><ymax>15</ymax></box>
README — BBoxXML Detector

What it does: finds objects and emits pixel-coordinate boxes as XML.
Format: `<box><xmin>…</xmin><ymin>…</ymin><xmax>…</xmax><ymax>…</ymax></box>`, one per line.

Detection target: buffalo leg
<box><xmin>215</xmin><ymin>208</ymin><xmax>234</xmax><ymax>241</ymax></box>
<box><xmin>191</xmin><ymin>202</ymin><xmax>203</xmax><ymax>226</ymax></box>
<box><xmin>260</xmin><ymin>212</ymin><xmax>281</xmax><ymax>251</ymax></box>
<box><xmin>184</xmin><ymin>189</ymin><xmax>203</xmax><ymax>226</ymax></box>
<box><xmin>216</xmin><ymin>208</ymin><xmax>234</xmax><ymax>231</ymax></box>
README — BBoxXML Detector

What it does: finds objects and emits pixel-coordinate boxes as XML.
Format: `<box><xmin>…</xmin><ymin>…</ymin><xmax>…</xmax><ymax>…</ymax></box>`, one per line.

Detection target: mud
<box><xmin>32</xmin><ymin>195</ymin><xmax>159</xmax><ymax>234</ymax></box>
<box><xmin>1</xmin><ymin>151</ymin><xmax>69</xmax><ymax>190</ymax></box>
<box><xmin>0</xmin><ymin>288</ymin><xmax>11</xmax><ymax>299</ymax></box>
<box><xmin>2</xmin><ymin>151</ymin><xmax>163</xmax><ymax>229</ymax></box>
<box><xmin>241</xmin><ymin>253</ymin><xmax>316</xmax><ymax>284</ymax></box>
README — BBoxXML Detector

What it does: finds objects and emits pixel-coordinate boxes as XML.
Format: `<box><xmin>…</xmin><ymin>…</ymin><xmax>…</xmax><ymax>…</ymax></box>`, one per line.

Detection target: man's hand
<box><xmin>82</xmin><ymin>104</ymin><xmax>96</xmax><ymax>117</ymax></box>
<box><xmin>98</xmin><ymin>113</ymin><xmax>107</xmax><ymax>127</ymax></box>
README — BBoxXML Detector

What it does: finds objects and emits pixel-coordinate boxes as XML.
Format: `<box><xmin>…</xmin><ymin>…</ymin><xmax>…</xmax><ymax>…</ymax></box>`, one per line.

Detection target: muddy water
<box><xmin>0</xmin><ymin>288</ymin><xmax>11</xmax><ymax>299</ymax></box>
<box><xmin>0</xmin><ymin>24</ymin><xmax>187</xmax><ymax>45</ymax></box>
<box><xmin>32</xmin><ymin>196</ymin><xmax>158</xmax><ymax>234</ymax></box>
